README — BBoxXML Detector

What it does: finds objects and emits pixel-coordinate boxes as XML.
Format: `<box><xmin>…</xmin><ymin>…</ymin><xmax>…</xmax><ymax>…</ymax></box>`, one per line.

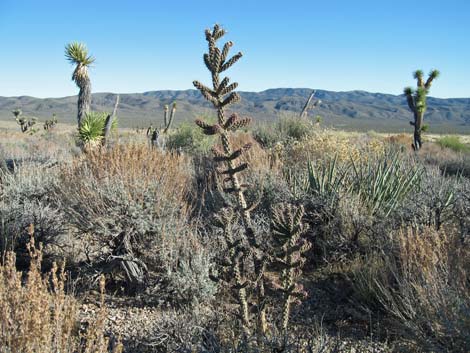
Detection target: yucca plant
<box><xmin>351</xmin><ymin>153</ymin><xmax>422</xmax><ymax>216</ymax></box>
<box><xmin>65</xmin><ymin>42</ymin><xmax>95</xmax><ymax>128</ymax></box>
<box><xmin>404</xmin><ymin>69</ymin><xmax>439</xmax><ymax>151</ymax></box>
<box><xmin>307</xmin><ymin>155</ymin><xmax>349</xmax><ymax>196</ymax></box>
<box><xmin>78</xmin><ymin>112</ymin><xmax>117</xmax><ymax>148</ymax></box>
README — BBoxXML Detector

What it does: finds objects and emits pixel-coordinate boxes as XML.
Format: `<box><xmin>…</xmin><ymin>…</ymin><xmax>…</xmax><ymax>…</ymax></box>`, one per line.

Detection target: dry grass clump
<box><xmin>74</xmin><ymin>143</ymin><xmax>191</xmax><ymax>198</ymax></box>
<box><xmin>0</xmin><ymin>232</ymin><xmax>122</xmax><ymax>353</ymax></box>
<box><xmin>419</xmin><ymin>141</ymin><xmax>470</xmax><ymax>178</ymax></box>
<box><xmin>350</xmin><ymin>226</ymin><xmax>470</xmax><ymax>352</ymax></box>
<box><xmin>385</xmin><ymin>132</ymin><xmax>413</xmax><ymax>148</ymax></box>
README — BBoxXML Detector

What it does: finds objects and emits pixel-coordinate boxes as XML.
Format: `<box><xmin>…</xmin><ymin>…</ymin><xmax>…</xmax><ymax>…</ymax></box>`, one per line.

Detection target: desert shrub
<box><xmin>0</xmin><ymin>165</ymin><xmax>66</xmax><ymax>265</ymax></box>
<box><xmin>420</xmin><ymin>142</ymin><xmax>470</xmax><ymax>178</ymax></box>
<box><xmin>386</xmin><ymin>132</ymin><xmax>413</xmax><ymax>148</ymax></box>
<box><xmin>252</xmin><ymin>122</ymin><xmax>282</xmax><ymax>148</ymax></box>
<box><xmin>453</xmin><ymin>179</ymin><xmax>470</xmax><ymax>241</ymax></box>
<box><xmin>278</xmin><ymin>130</ymin><xmax>386</xmax><ymax>169</ymax></box>
<box><xmin>0</xmin><ymin>236</ymin><xmax>122</xmax><ymax>353</ymax></box>
<box><xmin>253</xmin><ymin>116</ymin><xmax>315</xmax><ymax>148</ymax></box>
<box><xmin>437</xmin><ymin>135</ymin><xmax>470</xmax><ymax>153</ymax></box>
<box><xmin>397</xmin><ymin>165</ymin><xmax>459</xmax><ymax>231</ymax></box>
<box><xmin>166</xmin><ymin>121</ymin><xmax>215</xmax><ymax>154</ymax></box>
<box><xmin>350</xmin><ymin>226</ymin><xmax>470</xmax><ymax>352</ymax></box>
<box><xmin>277</xmin><ymin>115</ymin><xmax>315</xmax><ymax>141</ymax></box>
<box><xmin>56</xmin><ymin>144</ymin><xmax>216</xmax><ymax>302</ymax></box>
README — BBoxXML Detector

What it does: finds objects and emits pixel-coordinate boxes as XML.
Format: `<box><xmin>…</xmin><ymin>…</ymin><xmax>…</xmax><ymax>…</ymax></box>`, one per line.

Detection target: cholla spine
<box><xmin>404</xmin><ymin>69</ymin><xmax>439</xmax><ymax>151</ymax></box>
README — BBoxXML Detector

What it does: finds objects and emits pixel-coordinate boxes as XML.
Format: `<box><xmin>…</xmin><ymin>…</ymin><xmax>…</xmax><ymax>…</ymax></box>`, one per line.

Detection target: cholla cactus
<box><xmin>193</xmin><ymin>24</ymin><xmax>253</xmax><ymax>239</ymax></box>
<box><xmin>404</xmin><ymin>69</ymin><xmax>439</xmax><ymax>151</ymax></box>
<box><xmin>211</xmin><ymin>208</ymin><xmax>252</xmax><ymax>333</ymax></box>
<box><xmin>270</xmin><ymin>204</ymin><xmax>311</xmax><ymax>331</ymax></box>
<box><xmin>194</xmin><ymin>24</ymin><xmax>263</xmax><ymax>335</ymax></box>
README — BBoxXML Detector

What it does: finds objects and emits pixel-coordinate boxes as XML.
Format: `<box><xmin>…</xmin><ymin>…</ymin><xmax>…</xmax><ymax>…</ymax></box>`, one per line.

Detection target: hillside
<box><xmin>1</xmin><ymin>88</ymin><xmax>469</xmax><ymax>132</ymax></box>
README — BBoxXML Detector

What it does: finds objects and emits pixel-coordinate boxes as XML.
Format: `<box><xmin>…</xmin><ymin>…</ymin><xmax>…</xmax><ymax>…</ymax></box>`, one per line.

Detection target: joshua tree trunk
<box><xmin>413</xmin><ymin>111</ymin><xmax>423</xmax><ymax>151</ymax></box>
<box><xmin>77</xmin><ymin>74</ymin><xmax>91</xmax><ymax>127</ymax></box>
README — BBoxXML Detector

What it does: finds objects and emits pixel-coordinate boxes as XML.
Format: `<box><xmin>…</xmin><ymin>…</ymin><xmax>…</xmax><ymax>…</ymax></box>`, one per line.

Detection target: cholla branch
<box><xmin>221</xmin><ymin>52</ymin><xmax>243</xmax><ymax>72</ymax></box>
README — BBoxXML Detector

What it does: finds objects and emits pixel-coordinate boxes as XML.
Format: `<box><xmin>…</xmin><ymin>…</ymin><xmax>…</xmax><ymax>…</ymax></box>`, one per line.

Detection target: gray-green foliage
<box><xmin>166</xmin><ymin>122</ymin><xmax>215</xmax><ymax>154</ymax></box>
<box><xmin>0</xmin><ymin>166</ymin><xmax>65</xmax><ymax>260</ymax></box>
<box><xmin>56</xmin><ymin>159</ymin><xmax>215</xmax><ymax>302</ymax></box>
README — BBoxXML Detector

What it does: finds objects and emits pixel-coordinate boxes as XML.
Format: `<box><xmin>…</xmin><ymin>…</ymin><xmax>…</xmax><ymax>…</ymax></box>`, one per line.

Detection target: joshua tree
<box><xmin>65</xmin><ymin>42</ymin><xmax>95</xmax><ymax>128</ymax></box>
<box><xmin>43</xmin><ymin>114</ymin><xmax>58</xmax><ymax>131</ymax></box>
<box><xmin>404</xmin><ymin>69</ymin><xmax>439</xmax><ymax>151</ymax></box>
<box><xmin>13</xmin><ymin>109</ymin><xmax>37</xmax><ymax>134</ymax></box>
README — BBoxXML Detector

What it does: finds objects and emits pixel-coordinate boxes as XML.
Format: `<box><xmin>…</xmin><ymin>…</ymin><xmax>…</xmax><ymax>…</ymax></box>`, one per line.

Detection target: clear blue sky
<box><xmin>1</xmin><ymin>0</ymin><xmax>469</xmax><ymax>98</ymax></box>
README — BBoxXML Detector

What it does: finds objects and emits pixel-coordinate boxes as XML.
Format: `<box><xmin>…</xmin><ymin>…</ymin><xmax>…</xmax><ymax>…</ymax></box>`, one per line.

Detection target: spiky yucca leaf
<box><xmin>65</xmin><ymin>42</ymin><xmax>95</xmax><ymax>66</ymax></box>
<box><xmin>78</xmin><ymin>112</ymin><xmax>116</xmax><ymax>144</ymax></box>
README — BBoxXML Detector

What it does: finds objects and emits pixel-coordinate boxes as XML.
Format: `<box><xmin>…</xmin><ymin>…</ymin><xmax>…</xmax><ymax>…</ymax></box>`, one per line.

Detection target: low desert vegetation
<box><xmin>1</xmin><ymin>24</ymin><xmax>469</xmax><ymax>353</ymax></box>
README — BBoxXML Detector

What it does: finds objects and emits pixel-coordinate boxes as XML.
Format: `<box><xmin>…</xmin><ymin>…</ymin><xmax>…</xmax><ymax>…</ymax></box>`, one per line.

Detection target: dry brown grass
<box><xmin>385</xmin><ymin>132</ymin><xmax>413</xmax><ymax>149</ymax></box>
<box><xmin>351</xmin><ymin>226</ymin><xmax>470</xmax><ymax>351</ymax></box>
<box><xmin>0</xmin><ymin>230</ymin><xmax>122</xmax><ymax>353</ymax></box>
<box><xmin>64</xmin><ymin>143</ymin><xmax>192</xmax><ymax>213</ymax></box>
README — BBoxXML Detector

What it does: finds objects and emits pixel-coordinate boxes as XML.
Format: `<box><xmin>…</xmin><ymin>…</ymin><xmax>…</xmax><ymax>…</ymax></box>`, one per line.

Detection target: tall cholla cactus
<box><xmin>404</xmin><ymin>69</ymin><xmax>439</xmax><ymax>151</ymax></box>
<box><xmin>193</xmin><ymin>25</ymin><xmax>255</xmax><ymax>240</ymax></box>
<box><xmin>271</xmin><ymin>204</ymin><xmax>311</xmax><ymax>331</ymax></box>
<box><xmin>193</xmin><ymin>24</ymin><xmax>262</xmax><ymax>335</ymax></box>
<box><xmin>212</xmin><ymin>208</ymin><xmax>252</xmax><ymax>334</ymax></box>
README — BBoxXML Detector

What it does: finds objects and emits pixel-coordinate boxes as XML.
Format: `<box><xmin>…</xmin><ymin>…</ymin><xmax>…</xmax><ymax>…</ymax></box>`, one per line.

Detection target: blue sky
<box><xmin>0</xmin><ymin>0</ymin><xmax>469</xmax><ymax>98</ymax></box>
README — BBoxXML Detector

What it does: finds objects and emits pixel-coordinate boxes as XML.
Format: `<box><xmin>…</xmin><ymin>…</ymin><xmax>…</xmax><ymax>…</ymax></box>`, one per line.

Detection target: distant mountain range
<box><xmin>1</xmin><ymin>88</ymin><xmax>469</xmax><ymax>132</ymax></box>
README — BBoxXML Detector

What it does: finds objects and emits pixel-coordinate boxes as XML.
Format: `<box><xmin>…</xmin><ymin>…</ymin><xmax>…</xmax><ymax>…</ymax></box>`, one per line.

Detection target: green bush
<box><xmin>253</xmin><ymin>115</ymin><xmax>316</xmax><ymax>148</ymax></box>
<box><xmin>166</xmin><ymin>122</ymin><xmax>215</xmax><ymax>154</ymax></box>
<box><xmin>437</xmin><ymin>135</ymin><xmax>470</xmax><ymax>153</ymax></box>
<box><xmin>278</xmin><ymin>115</ymin><xmax>315</xmax><ymax>141</ymax></box>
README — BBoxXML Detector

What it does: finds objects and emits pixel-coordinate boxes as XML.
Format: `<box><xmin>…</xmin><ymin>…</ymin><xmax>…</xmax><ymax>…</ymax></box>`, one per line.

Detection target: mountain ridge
<box><xmin>1</xmin><ymin>88</ymin><xmax>469</xmax><ymax>132</ymax></box>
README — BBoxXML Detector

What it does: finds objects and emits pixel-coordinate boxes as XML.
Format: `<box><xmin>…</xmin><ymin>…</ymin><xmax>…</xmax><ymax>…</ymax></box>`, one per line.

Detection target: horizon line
<box><xmin>1</xmin><ymin>87</ymin><xmax>469</xmax><ymax>100</ymax></box>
